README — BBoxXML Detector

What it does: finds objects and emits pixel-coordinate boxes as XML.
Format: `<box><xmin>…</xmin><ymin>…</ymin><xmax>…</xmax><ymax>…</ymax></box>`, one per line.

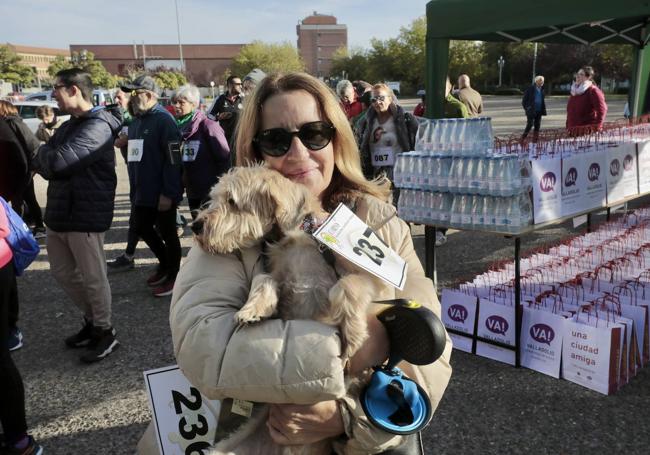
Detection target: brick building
<box><xmin>5</xmin><ymin>43</ymin><xmax>70</xmax><ymax>85</ymax></box>
<box><xmin>297</xmin><ymin>12</ymin><xmax>347</xmax><ymax>77</ymax></box>
<box><xmin>69</xmin><ymin>44</ymin><xmax>245</xmax><ymax>86</ymax></box>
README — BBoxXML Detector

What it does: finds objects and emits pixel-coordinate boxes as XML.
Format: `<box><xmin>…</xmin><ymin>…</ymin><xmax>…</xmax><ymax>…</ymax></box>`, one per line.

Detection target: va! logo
<box><xmin>530</xmin><ymin>323</ymin><xmax>555</xmax><ymax>346</ymax></box>
<box><xmin>486</xmin><ymin>315</ymin><xmax>508</xmax><ymax>335</ymax></box>
<box><xmin>588</xmin><ymin>163</ymin><xmax>600</xmax><ymax>181</ymax></box>
<box><xmin>623</xmin><ymin>154</ymin><xmax>634</xmax><ymax>171</ymax></box>
<box><xmin>610</xmin><ymin>159</ymin><xmax>620</xmax><ymax>176</ymax></box>
<box><xmin>564</xmin><ymin>167</ymin><xmax>577</xmax><ymax>187</ymax></box>
<box><xmin>539</xmin><ymin>172</ymin><xmax>556</xmax><ymax>192</ymax></box>
<box><xmin>448</xmin><ymin>304</ymin><xmax>468</xmax><ymax>323</ymax></box>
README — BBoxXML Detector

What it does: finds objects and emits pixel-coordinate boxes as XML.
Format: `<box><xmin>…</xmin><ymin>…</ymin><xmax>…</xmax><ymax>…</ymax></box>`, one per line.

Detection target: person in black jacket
<box><xmin>33</xmin><ymin>68</ymin><xmax>121</xmax><ymax>364</ymax></box>
<box><xmin>207</xmin><ymin>75</ymin><xmax>243</xmax><ymax>148</ymax></box>
<box><xmin>121</xmin><ymin>75</ymin><xmax>183</xmax><ymax>298</ymax></box>
<box><xmin>522</xmin><ymin>75</ymin><xmax>547</xmax><ymax>139</ymax></box>
<box><xmin>0</xmin><ymin>101</ymin><xmax>44</xmax><ymax>238</ymax></box>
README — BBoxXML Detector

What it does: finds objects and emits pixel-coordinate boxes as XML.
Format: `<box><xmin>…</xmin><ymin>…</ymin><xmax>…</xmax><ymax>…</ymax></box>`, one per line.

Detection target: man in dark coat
<box><xmin>33</xmin><ymin>68</ymin><xmax>121</xmax><ymax>363</ymax></box>
<box><xmin>121</xmin><ymin>75</ymin><xmax>182</xmax><ymax>298</ymax></box>
<box><xmin>522</xmin><ymin>75</ymin><xmax>547</xmax><ymax>139</ymax></box>
<box><xmin>207</xmin><ymin>75</ymin><xmax>243</xmax><ymax>147</ymax></box>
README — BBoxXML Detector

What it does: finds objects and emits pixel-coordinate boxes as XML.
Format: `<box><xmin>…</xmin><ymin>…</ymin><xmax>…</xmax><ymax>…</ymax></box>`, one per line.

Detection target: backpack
<box><xmin>0</xmin><ymin>196</ymin><xmax>40</xmax><ymax>276</ymax></box>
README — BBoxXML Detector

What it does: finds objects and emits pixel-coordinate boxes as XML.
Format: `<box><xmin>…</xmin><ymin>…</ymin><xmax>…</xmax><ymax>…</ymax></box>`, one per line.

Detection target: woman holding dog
<box><xmin>166</xmin><ymin>73</ymin><xmax>452</xmax><ymax>454</ymax></box>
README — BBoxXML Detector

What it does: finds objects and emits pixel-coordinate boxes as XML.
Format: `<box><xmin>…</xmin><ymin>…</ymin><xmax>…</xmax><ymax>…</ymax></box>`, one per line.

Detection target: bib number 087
<box><xmin>352</xmin><ymin>228</ymin><xmax>385</xmax><ymax>266</ymax></box>
<box><xmin>171</xmin><ymin>387</ymin><xmax>211</xmax><ymax>454</ymax></box>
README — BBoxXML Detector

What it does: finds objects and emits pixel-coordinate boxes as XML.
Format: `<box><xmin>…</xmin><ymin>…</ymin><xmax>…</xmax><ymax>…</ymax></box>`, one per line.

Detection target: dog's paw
<box><xmin>234</xmin><ymin>306</ymin><xmax>265</xmax><ymax>325</ymax></box>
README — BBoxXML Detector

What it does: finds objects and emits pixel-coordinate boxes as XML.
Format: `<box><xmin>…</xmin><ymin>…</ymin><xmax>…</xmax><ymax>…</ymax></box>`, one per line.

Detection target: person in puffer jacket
<box><xmin>172</xmin><ymin>84</ymin><xmax>230</xmax><ymax>220</ymax></box>
<box><xmin>32</xmin><ymin>68</ymin><xmax>121</xmax><ymax>364</ymax></box>
<box><xmin>164</xmin><ymin>72</ymin><xmax>453</xmax><ymax>455</ymax></box>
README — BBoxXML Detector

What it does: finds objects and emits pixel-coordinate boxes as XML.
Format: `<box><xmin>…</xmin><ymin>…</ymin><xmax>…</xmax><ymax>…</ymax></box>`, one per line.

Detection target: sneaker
<box><xmin>152</xmin><ymin>278</ymin><xmax>175</xmax><ymax>297</ymax></box>
<box><xmin>65</xmin><ymin>318</ymin><xmax>94</xmax><ymax>348</ymax></box>
<box><xmin>8</xmin><ymin>327</ymin><xmax>23</xmax><ymax>351</ymax></box>
<box><xmin>146</xmin><ymin>267</ymin><xmax>168</xmax><ymax>287</ymax></box>
<box><xmin>107</xmin><ymin>253</ymin><xmax>135</xmax><ymax>273</ymax></box>
<box><xmin>435</xmin><ymin>231</ymin><xmax>447</xmax><ymax>246</ymax></box>
<box><xmin>80</xmin><ymin>327</ymin><xmax>119</xmax><ymax>363</ymax></box>
<box><xmin>2</xmin><ymin>435</ymin><xmax>43</xmax><ymax>455</ymax></box>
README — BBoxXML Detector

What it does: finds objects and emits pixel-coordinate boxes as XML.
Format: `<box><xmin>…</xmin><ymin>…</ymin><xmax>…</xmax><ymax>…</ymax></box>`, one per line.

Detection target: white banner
<box><xmin>532</xmin><ymin>157</ymin><xmax>562</xmax><ymax>224</ymax></box>
<box><xmin>143</xmin><ymin>365</ymin><xmax>221</xmax><ymax>455</ymax></box>
<box><xmin>638</xmin><ymin>141</ymin><xmax>650</xmax><ymax>193</ymax></box>
<box><xmin>606</xmin><ymin>143</ymin><xmax>639</xmax><ymax>204</ymax></box>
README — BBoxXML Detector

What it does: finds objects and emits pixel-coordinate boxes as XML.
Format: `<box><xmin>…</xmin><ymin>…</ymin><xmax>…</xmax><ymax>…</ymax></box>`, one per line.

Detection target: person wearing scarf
<box><xmin>35</xmin><ymin>105</ymin><xmax>65</xmax><ymax>142</ymax></box>
<box><xmin>173</xmin><ymin>84</ymin><xmax>231</xmax><ymax>220</ymax></box>
<box><xmin>566</xmin><ymin>66</ymin><xmax>608</xmax><ymax>132</ymax></box>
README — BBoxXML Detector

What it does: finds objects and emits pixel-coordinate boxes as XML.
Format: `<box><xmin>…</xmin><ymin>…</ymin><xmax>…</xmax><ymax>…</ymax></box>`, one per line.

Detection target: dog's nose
<box><xmin>190</xmin><ymin>219</ymin><xmax>204</xmax><ymax>235</ymax></box>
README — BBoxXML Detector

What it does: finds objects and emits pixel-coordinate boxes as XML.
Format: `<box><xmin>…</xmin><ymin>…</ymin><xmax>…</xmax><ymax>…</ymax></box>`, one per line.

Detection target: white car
<box><xmin>12</xmin><ymin>101</ymin><xmax>70</xmax><ymax>134</ymax></box>
<box><xmin>25</xmin><ymin>89</ymin><xmax>114</xmax><ymax>106</ymax></box>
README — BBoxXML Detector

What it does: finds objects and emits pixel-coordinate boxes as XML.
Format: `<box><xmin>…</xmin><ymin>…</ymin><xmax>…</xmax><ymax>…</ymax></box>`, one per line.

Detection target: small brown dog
<box><xmin>193</xmin><ymin>165</ymin><xmax>378</xmax><ymax>455</ymax></box>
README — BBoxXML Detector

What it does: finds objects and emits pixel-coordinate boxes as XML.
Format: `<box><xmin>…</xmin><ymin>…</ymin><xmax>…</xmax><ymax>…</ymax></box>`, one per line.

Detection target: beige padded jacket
<box><xmin>169</xmin><ymin>195</ymin><xmax>453</xmax><ymax>454</ymax></box>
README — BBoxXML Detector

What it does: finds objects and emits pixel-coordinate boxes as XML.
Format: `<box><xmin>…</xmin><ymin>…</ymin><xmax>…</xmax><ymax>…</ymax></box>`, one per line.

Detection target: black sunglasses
<box><xmin>253</xmin><ymin>121</ymin><xmax>336</xmax><ymax>157</ymax></box>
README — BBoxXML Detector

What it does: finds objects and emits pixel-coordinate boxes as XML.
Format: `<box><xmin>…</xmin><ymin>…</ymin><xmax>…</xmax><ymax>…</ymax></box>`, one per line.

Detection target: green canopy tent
<box><xmin>425</xmin><ymin>0</ymin><xmax>650</xmax><ymax>119</ymax></box>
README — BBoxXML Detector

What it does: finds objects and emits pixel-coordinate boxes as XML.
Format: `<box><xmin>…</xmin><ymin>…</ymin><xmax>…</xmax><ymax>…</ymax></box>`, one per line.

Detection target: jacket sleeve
<box><xmin>591</xmin><ymin>88</ymin><xmax>608</xmax><ymax>128</ymax></box>
<box><xmin>204</xmin><ymin>119</ymin><xmax>230</xmax><ymax>161</ymax></box>
<box><xmin>34</xmin><ymin>118</ymin><xmax>113</xmax><ymax>179</ymax></box>
<box><xmin>170</xmin><ymin>245</ymin><xmax>347</xmax><ymax>403</ymax></box>
<box><xmin>158</xmin><ymin>116</ymin><xmax>184</xmax><ymax>202</ymax></box>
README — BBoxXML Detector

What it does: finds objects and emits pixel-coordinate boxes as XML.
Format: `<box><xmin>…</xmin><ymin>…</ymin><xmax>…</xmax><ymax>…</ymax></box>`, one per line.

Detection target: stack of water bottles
<box><xmin>395</xmin><ymin>117</ymin><xmax>533</xmax><ymax>233</ymax></box>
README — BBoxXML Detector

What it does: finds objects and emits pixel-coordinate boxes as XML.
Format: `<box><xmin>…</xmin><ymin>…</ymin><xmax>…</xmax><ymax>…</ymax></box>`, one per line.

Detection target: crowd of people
<box><xmin>0</xmin><ymin>63</ymin><xmax>613</xmax><ymax>454</ymax></box>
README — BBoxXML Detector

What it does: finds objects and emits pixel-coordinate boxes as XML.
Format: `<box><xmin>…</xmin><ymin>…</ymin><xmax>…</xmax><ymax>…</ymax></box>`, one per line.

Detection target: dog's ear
<box><xmin>266</xmin><ymin>174</ymin><xmax>316</xmax><ymax>232</ymax></box>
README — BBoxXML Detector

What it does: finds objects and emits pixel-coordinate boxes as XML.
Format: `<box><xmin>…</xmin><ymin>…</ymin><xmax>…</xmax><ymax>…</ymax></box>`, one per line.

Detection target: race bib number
<box><xmin>182</xmin><ymin>141</ymin><xmax>201</xmax><ymax>163</ymax></box>
<box><xmin>371</xmin><ymin>147</ymin><xmax>396</xmax><ymax>167</ymax></box>
<box><xmin>127</xmin><ymin>139</ymin><xmax>144</xmax><ymax>162</ymax></box>
<box><xmin>144</xmin><ymin>365</ymin><xmax>221</xmax><ymax>455</ymax></box>
<box><xmin>313</xmin><ymin>204</ymin><xmax>407</xmax><ymax>290</ymax></box>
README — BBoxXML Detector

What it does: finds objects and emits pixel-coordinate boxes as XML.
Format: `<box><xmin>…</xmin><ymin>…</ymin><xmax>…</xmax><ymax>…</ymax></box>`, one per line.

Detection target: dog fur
<box><xmin>193</xmin><ymin>165</ymin><xmax>378</xmax><ymax>455</ymax></box>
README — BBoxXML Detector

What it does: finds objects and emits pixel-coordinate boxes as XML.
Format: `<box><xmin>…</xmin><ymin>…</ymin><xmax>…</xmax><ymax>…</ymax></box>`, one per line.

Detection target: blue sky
<box><xmin>2</xmin><ymin>0</ymin><xmax>427</xmax><ymax>50</ymax></box>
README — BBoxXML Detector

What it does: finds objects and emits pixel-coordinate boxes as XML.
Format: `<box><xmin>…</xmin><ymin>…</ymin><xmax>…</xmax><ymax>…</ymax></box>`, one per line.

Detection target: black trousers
<box><xmin>0</xmin><ymin>261</ymin><xmax>27</xmax><ymax>444</ymax></box>
<box><xmin>133</xmin><ymin>206</ymin><xmax>181</xmax><ymax>279</ymax></box>
<box><xmin>523</xmin><ymin>112</ymin><xmax>542</xmax><ymax>137</ymax></box>
<box><xmin>125</xmin><ymin>201</ymin><xmax>139</xmax><ymax>257</ymax></box>
<box><xmin>11</xmin><ymin>180</ymin><xmax>43</xmax><ymax>229</ymax></box>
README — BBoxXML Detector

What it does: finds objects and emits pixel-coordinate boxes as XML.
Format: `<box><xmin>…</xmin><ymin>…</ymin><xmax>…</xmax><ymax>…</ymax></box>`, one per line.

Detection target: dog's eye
<box><xmin>228</xmin><ymin>198</ymin><xmax>236</xmax><ymax>207</ymax></box>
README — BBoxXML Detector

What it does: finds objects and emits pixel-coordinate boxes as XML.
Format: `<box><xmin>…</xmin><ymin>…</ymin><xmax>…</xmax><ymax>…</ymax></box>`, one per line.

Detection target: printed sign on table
<box><xmin>441</xmin><ymin>289</ymin><xmax>477</xmax><ymax>353</ymax></box>
<box><xmin>144</xmin><ymin>365</ymin><xmax>221</xmax><ymax>455</ymax></box>
<box><xmin>532</xmin><ymin>157</ymin><xmax>562</xmax><ymax>224</ymax></box>
<box><xmin>475</xmin><ymin>299</ymin><xmax>516</xmax><ymax>365</ymax></box>
<box><xmin>637</xmin><ymin>141</ymin><xmax>650</xmax><ymax>193</ymax></box>
<box><xmin>606</xmin><ymin>143</ymin><xmax>639</xmax><ymax>204</ymax></box>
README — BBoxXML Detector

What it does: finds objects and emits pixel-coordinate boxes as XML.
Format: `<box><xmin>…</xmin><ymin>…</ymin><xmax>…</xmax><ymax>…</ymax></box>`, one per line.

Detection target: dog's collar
<box><xmin>299</xmin><ymin>214</ymin><xmax>323</xmax><ymax>235</ymax></box>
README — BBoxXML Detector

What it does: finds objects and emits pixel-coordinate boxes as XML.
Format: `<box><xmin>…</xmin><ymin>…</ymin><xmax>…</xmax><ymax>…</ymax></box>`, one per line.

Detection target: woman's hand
<box><xmin>348</xmin><ymin>313</ymin><xmax>389</xmax><ymax>375</ymax></box>
<box><xmin>267</xmin><ymin>400</ymin><xmax>343</xmax><ymax>445</ymax></box>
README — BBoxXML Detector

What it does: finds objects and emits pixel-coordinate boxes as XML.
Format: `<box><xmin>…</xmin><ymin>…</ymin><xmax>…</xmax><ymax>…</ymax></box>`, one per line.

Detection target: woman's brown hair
<box><xmin>0</xmin><ymin>100</ymin><xmax>18</xmax><ymax>118</ymax></box>
<box><xmin>235</xmin><ymin>72</ymin><xmax>390</xmax><ymax>209</ymax></box>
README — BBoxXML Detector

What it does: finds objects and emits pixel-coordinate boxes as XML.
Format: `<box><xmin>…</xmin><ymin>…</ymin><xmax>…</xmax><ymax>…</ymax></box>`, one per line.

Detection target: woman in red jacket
<box><xmin>566</xmin><ymin>66</ymin><xmax>608</xmax><ymax>131</ymax></box>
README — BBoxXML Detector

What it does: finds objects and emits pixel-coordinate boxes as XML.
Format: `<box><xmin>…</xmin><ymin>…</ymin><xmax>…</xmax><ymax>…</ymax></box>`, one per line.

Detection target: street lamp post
<box><xmin>532</xmin><ymin>43</ymin><xmax>538</xmax><ymax>83</ymax></box>
<box><xmin>210</xmin><ymin>81</ymin><xmax>215</xmax><ymax>99</ymax></box>
<box><xmin>174</xmin><ymin>0</ymin><xmax>185</xmax><ymax>72</ymax></box>
<box><xmin>497</xmin><ymin>56</ymin><xmax>505</xmax><ymax>87</ymax></box>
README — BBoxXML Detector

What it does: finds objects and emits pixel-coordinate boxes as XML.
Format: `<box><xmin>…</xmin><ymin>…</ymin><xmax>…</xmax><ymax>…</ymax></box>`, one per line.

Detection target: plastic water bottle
<box><xmin>440</xmin><ymin>193</ymin><xmax>452</xmax><ymax>226</ymax></box>
<box><xmin>472</xmin><ymin>195</ymin><xmax>484</xmax><ymax>228</ymax></box>
<box><xmin>483</xmin><ymin>195</ymin><xmax>496</xmax><ymax>228</ymax></box>
<box><xmin>460</xmin><ymin>195</ymin><xmax>473</xmax><ymax>229</ymax></box>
